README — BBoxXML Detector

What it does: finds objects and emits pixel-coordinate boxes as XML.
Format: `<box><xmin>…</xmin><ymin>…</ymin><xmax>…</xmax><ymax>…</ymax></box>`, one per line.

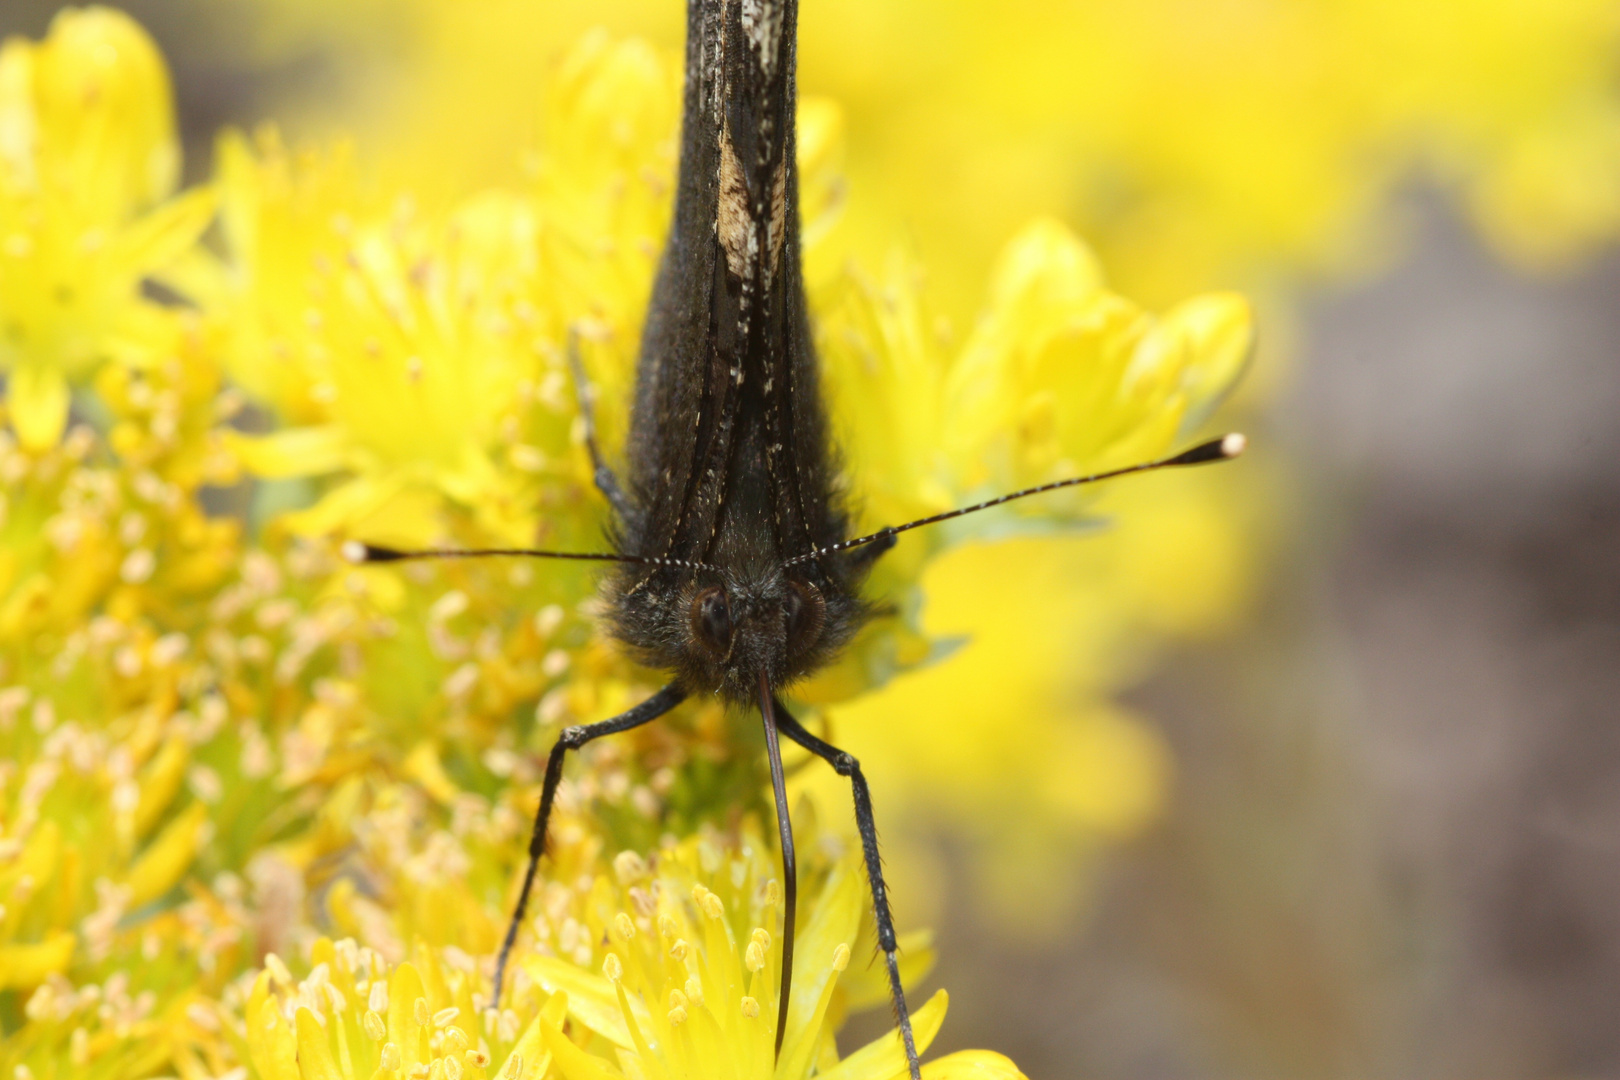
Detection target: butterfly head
<box><xmin>608</xmin><ymin>561</ymin><xmax>869</xmax><ymax>702</ymax></box>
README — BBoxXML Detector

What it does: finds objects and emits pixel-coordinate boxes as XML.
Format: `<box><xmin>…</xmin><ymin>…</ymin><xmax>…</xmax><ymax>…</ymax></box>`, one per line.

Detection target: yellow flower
<box><xmin>791</xmin><ymin>220</ymin><xmax>1252</xmax><ymax>928</ymax></box>
<box><xmin>191</xmin><ymin>129</ymin><xmax>563</xmax><ymax>548</ymax></box>
<box><xmin>818</xmin><ymin>219</ymin><xmax>1249</xmax><ymax>563</ymax></box>
<box><xmin>0</xmin><ymin>354</ymin><xmax>238</xmax><ymax>648</ymax></box>
<box><xmin>797</xmin><ymin>220</ymin><xmax>1248</xmax><ymax>864</ymax></box>
<box><xmin>240</xmin><ymin>829</ymin><xmax>1027</xmax><ymax>1080</ymax></box>
<box><xmin>243</xmin><ymin>937</ymin><xmax>512</xmax><ymax>1080</ymax></box>
<box><xmin>520</xmin><ymin>831</ymin><xmax>1016</xmax><ymax>1080</ymax></box>
<box><xmin>0</xmin><ymin>680</ymin><xmax>248</xmax><ymax>1080</ymax></box>
<box><xmin>0</xmin><ymin>8</ymin><xmax>213</xmax><ymax>451</ymax></box>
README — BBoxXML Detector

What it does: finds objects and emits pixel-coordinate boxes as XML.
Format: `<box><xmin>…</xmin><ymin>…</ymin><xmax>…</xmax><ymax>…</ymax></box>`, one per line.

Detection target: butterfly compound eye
<box><xmin>785</xmin><ymin>579</ymin><xmax>826</xmax><ymax>650</ymax></box>
<box><xmin>690</xmin><ymin>586</ymin><xmax>733</xmax><ymax>656</ymax></box>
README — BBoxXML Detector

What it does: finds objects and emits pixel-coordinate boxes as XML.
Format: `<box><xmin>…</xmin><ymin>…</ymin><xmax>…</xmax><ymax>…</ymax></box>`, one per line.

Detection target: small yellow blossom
<box><xmin>820</xmin><ymin>219</ymin><xmax>1249</xmax><ymax>560</ymax></box>
<box><xmin>0</xmin><ymin>8</ymin><xmax>213</xmax><ymax>451</ymax></box>
<box><xmin>796</xmin><ymin>220</ymin><xmax>1252</xmax><ymax>926</ymax></box>
<box><xmin>239</xmin><ymin>829</ymin><xmax>1025</xmax><ymax>1080</ymax></box>
<box><xmin>195</xmin><ymin>129</ymin><xmax>567</xmax><ymax>547</ymax></box>
<box><xmin>0</xmin><ymin>678</ymin><xmax>255</xmax><ymax>1080</ymax></box>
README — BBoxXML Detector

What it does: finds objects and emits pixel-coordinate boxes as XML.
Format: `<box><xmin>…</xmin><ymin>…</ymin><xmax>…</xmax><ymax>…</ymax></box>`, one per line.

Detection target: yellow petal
<box><xmin>227</xmin><ymin>426</ymin><xmax>353</xmax><ymax>479</ymax></box>
<box><xmin>295</xmin><ymin>1006</ymin><xmax>346</xmax><ymax>1080</ymax></box>
<box><xmin>539</xmin><ymin>1007</ymin><xmax>624</xmax><ymax>1080</ymax></box>
<box><xmin>112</xmin><ymin>185</ymin><xmax>218</xmax><ymax>278</ymax></box>
<box><xmin>32</xmin><ymin>6</ymin><xmax>178</xmax><ymax>214</ymax></box>
<box><xmin>777</xmin><ymin>860</ymin><xmax>862</xmax><ymax>1077</ymax></box>
<box><xmin>985</xmin><ymin>218</ymin><xmax>1106</xmax><ymax>317</ymax></box>
<box><xmin>386</xmin><ymin>962</ymin><xmax>430</xmax><ymax>1071</ymax></box>
<box><xmin>13</xmin><ymin>819</ymin><xmax>62</xmax><ymax>889</ymax></box>
<box><xmin>798</xmin><ymin>95</ymin><xmax>847</xmax><ymax>252</ymax></box>
<box><xmin>124</xmin><ymin>800</ymin><xmax>208</xmax><ymax>907</ymax></box>
<box><xmin>818</xmin><ymin>989</ymin><xmax>948</xmax><ymax>1080</ymax></box>
<box><xmin>403</xmin><ymin>742</ymin><xmax>459</xmax><ymax>805</ymax></box>
<box><xmin>921</xmin><ymin>1051</ymin><xmax>1029</xmax><ymax>1080</ymax></box>
<box><xmin>524</xmin><ymin>955</ymin><xmax>653</xmax><ymax>1050</ymax></box>
<box><xmin>837</xmin><ymin>928</ymin><xmax>935</xmax><ymax>1014</ymax></box>
<box><xmin>7</xmin><ymin>362</ymin><xmax>71</xmax><ymax>451</ymax></box>
<box><xmin>276</xmin><ymin>475</ymin><xmax>444</xmax><ymax>544</ymax></box>
<box><xmin>496</xmin><ymin>991</ymin><xmax>565</xmax><ymax>1080</ymax></box>
<box><xmin>0</xmin><ymin>931</ymin><xmax>75</xmax><ymax>990</ymax></box>
<box><xmin>1161</xmin><ymin>291</ymin><xmax>1254</xmax><ymax>433</ymax></box>
<box><xmin>157</xmin><ymin>246</ymin><xmax>232</xmax><ymax>312</ymax></box>
<box><xmin>133</xmin><ymin>736</ymin><xmax>189</xmax><ymax>839</ymax></box>
<box><xmin>247</xmin><ymin>977</ymin><xmax>300</xmax><ymax>1080</ymax></box>
<box><xmin>0</xmin><ymin>38</ymin><xmax>38</xmax><ymax>181</ymax></box>
<box><xmin>213</xmin><ymin>126</ymin><xmax>261</xmax><ymax>268</ymax></box>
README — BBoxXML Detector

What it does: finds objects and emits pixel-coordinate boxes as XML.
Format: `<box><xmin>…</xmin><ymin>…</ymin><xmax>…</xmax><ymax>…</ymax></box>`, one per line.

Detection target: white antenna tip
<box><xmin>1221</xmin><ymin>432</ymin><xmax>1247</xmax><ymax>459</ymax></box>
<box><xmin>340</xmin><ymin>539</ymin><xmax>369</xmax><ymax>565</ymax></box>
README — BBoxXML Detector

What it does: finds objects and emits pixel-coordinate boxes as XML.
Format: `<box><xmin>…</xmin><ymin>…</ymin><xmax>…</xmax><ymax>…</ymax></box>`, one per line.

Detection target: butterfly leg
<box><xmin>492</xmin><ymin>683</ymin><xmax>687</xmax><ymax>1008</ymax></box>
<box><xmin>773</xmin><ymin>699</ymin><xmax>921</xmax><ymax>1080</ymax></box>
<box><xmin>566</xmin><ymin>329</ymin><xmax>634</xmax><ymax>520</ymax></box>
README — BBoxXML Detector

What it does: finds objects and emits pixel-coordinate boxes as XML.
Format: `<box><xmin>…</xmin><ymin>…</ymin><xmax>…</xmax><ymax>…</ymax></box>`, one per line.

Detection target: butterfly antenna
<box><xmin>342</xmin><ymin>541</ymin><xmax>719</xmax><ymax>574</ymax></box>
<box><xmin>787</xmin><ymin>433</ymin><xmax>1246</xmax><ymax>567</ymax></box>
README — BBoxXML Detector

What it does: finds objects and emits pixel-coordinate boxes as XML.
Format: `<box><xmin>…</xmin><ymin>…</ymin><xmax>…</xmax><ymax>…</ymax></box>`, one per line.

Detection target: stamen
<box><xmin>264</xmin><ymin>954</ymin><xmax>293</xmax><ymax>986</ymax></box>
<box><xmin>692</xmin><ymin>886</ymin><xmax>725</xmax><ymax>920</ymax></box>
<box><xmin>613</xmin><ymin>851</ymin><xmax>648</xmax><ymax>882</ymax></box>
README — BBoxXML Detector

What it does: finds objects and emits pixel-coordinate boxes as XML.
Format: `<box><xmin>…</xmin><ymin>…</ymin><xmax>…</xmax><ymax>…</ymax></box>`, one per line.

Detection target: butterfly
<box><xmin>348</xmin><ymin>1</ymin><xmax>1244</xmax><ymax>1075</ymax></box>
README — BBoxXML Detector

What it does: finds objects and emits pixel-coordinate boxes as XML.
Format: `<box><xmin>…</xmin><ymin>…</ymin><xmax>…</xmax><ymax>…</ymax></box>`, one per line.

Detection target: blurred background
<box><xmin>6</xmin><ymin>1</ymin><xmax>1617</xmax><ymax>1076</ymax></box>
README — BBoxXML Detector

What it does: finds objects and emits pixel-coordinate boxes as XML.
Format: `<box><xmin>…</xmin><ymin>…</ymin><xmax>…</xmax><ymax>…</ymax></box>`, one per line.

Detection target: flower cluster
<box><xmin>177</xmin><ymin>0</ymin><xmax>1620</xmax><ymax>929</ymax></box>
<box><xmin>0</xmin><ymin>8</ymin><xmax>1266</xmax><ymax>1078</ymax></box>
<box><xmin>242</xmin><ymin>827</ymin><xmax>1013</xmax><ymax>1080</ymax></box>
<box><xmin>0</xmin><ymin>7</ymin><xmax>214</xmax><ymax>451</ymax></box>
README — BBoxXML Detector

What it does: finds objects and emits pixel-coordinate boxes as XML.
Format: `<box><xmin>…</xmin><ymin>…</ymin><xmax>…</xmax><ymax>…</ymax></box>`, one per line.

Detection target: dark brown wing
<box><xmin>620</xmin><ymin>0</ymin><xmax>846</xmax><ymax>575</ymax></box>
